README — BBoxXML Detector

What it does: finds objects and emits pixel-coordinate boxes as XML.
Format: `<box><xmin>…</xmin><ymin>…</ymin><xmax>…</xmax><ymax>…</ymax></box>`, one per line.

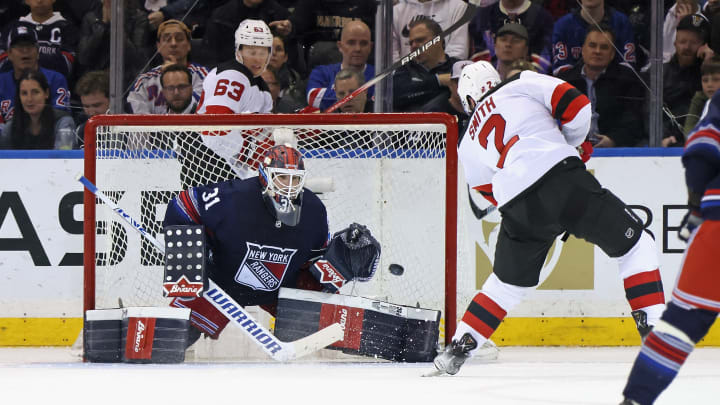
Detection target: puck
<box><xmin>388</xmin><ymin>263</ymin><xmax>405</xmax><ymax>276</ymax></box>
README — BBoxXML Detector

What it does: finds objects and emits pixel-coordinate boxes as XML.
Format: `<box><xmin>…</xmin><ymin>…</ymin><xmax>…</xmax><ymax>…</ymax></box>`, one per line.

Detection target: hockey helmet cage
<box><xmin>457</xmin><ymin>61</ymin><xmax>501</xmax><ymax>115</ymax></box>
<box><xmin>258</xmin><ymin>145</ymin><xmax>307</xmax><ymax>226</ymax></box>
<box><xmin>235</xmin><ymin>19</ymin><xmax>273</xmax><ymax>71</ymax></box>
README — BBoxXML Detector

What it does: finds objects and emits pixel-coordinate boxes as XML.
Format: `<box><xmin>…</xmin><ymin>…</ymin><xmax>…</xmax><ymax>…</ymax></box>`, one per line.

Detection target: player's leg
<box><xmin>435</xmin><ymin>203</ymin><xmax>559</xmax><ymax>375</ymax></box>
<box><xmin>622</xmin><ymin>220</ymin><xmax>720</xmax><ymax>404</ymax></box>
<box><xmin>554</xmin><ymin>162</ymin><xmax>665</xmax><ymax>336</ymax></box>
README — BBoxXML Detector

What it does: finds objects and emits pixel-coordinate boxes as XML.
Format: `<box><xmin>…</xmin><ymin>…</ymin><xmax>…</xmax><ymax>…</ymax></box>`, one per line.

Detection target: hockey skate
<box><xmin>631</xmin><ymin>310</ymin><xmax>652</xmax><ymax>339</ymax></box>
<box><xmin>425</xmin><ymin>333</ymin><xmax>477</xmax><ymax>377</ymax></box>
<box><xmin>619</xmin><ymin>399</ymin><xmax>640</xmax><ymax>405</ymax></box>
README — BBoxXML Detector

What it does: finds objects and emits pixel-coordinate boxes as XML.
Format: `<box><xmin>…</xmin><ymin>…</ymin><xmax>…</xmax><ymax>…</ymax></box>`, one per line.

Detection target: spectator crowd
<box><xmin>0</xmin><ymin>0</ymin><xmax>717</xmax><ymax>149</ymax></box>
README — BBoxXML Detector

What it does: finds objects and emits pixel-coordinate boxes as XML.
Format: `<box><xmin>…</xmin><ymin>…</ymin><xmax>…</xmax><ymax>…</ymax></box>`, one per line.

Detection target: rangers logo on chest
<box><xmin>234</xmin><ymin>242</ymin><xmax>298</xmax><ymax>291</ymax></box>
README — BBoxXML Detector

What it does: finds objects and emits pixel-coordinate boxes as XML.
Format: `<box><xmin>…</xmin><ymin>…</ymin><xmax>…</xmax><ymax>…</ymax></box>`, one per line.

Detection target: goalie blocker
<box><xmin>275</xmin><ymin>288</ymin><xmax>441</xmax><ymax>362</ymax></box>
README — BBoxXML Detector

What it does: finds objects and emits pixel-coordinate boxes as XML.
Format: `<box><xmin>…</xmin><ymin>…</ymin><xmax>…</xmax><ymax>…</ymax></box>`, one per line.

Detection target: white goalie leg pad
<box><xmin>616</xmin><ymin>231</ymin><xmax>660</xmax><ymax>280</ymax></box>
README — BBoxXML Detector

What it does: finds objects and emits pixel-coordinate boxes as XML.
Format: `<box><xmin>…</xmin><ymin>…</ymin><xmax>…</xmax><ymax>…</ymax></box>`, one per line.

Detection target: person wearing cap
<box><xmin>77</xmin><ymin>0</ymin><xmax>152</xmax><ymax>90</ymax></box>
<box><xmin>470</xmin><ymin>0</ymin><xmax>553</xmax><ymax>73</ymax></box>
<box><xmin>0</xmin><ymin>0</ymin><xmax>80</xmax><ymax>80</ymax></box>
<box><xmin>663</xmin><ymin>0</ymin><xmax>702</xmax><ymax>63</ymax></box>
<box><xmin>392</xmin><ymin>16</ymin><xmax>458</xmax><ymax>113</ymax></box>
<box><xmin>558</xmin><ymin>24</ymin><xmax>646</xmax><ymax>148</ymax></box>
<box><xmin>0</xmin><ymin>26</ymin><xmax>70</xmax><ymax>125</ymax></box>
<box><xmin>662</xmin><ymin>13</ymin><xmax>710</xmax><ymax>146</ymax></box>
<box><xmin>493</xmin><ymin>23</ymin><xmax>530</xmax><ymax>79</ymax></box>
<box><xmin>551</xmin><ymin>0</ymin><xmax>636</xmax><ymax>75</ymax></box>
<box><xmin>127</xmin><ymin>19</ymin><xmax>208</xmax><ymax>114</ymax></box>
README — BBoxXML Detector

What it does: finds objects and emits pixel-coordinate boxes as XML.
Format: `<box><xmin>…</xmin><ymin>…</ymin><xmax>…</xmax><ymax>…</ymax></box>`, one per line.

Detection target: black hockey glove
<box><xmin>678</xmin><ymin>210</ymin><xmax>703</xmax><ymax>242</ymax></box>
<box><xmin>309</xmin><ymin>223</ymin><xmax>381</xmax><ymax>292</ymax></box>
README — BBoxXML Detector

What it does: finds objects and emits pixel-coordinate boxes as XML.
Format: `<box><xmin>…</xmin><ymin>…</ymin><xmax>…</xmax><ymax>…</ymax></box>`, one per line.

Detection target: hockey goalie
<box><xmin>162</xmin><ymin>145</ymin><xmax>442</xmax><ymax>362</ymax></box>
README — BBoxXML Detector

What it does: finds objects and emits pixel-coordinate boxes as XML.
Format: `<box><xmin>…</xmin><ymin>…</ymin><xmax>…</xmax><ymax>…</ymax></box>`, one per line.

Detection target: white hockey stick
<box><xmin>77</xmin><ymin>174</ymin><xmax>343</xmax><ymax>362</ymax></box>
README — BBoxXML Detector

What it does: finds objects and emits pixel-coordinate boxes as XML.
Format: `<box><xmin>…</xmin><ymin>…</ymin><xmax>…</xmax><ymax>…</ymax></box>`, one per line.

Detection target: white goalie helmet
<box><xmin>234</xmin><ymin>19</ymin><xmax>273</xmax><ymax>67</ymax></box>
<box><xmin>457</xmin><ymin>61</ymin><xmax>502</xmax><ymax>115</ymax></box>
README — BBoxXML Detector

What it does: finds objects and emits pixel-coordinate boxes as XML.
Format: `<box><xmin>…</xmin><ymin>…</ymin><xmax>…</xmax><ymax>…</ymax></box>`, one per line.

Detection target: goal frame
<box><xmin>83</xmin><ymin>113</ymin><xmax>460</xmax><ymax>343</ymax></box>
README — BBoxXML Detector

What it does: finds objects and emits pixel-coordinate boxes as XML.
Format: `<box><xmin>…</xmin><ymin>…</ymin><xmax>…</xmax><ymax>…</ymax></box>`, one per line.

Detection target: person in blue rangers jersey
<box><xmin>164</xmin><ymin>145</ymin><xmax>380</xmax><ymax>346</ymax></box>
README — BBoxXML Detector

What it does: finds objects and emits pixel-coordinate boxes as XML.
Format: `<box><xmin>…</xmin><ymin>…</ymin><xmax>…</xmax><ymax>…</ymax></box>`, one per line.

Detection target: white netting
<box><xmin>87</xmin><ymin>115</ymin><xmax>471</xmax><ymax>337</ymax></box>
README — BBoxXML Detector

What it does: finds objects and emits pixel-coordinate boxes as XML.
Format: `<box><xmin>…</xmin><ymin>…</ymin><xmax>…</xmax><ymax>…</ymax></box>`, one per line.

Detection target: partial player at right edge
<box><xmin>430</xmin><ymin>61</ymin><xmax>666</xmax><ymax>376</ymax></box>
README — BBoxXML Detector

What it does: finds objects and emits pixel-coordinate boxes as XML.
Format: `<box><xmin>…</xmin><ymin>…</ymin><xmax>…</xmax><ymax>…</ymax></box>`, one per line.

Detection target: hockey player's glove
<box><xmin>577</xmin><ymin>141</ymin><xmax>593</xmax><ymax>163</ymax></box>
<box><xmin>678</xmin><ymin>209</ymin><xmax>703</xmax><ymax>242</ymax></box>
<box><xmin>472</xmin><ymin>184</ymin><xmax>497</xmax><ymax>206</ymax></box>
<box><xmin>309</xmin><ymin>223</ymin><xmax>381</xmax><ymax>292</ymax></box>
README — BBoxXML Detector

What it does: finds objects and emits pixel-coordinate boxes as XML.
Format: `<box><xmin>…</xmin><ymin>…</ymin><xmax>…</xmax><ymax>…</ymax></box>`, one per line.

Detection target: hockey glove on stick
<box><xmin>678</xmin><ymin>209</ymin><xmax>703</xmax><ymax>242</ymax></box>
<box><xmin>310</xmin><ymin>223</ymin><xmax>381</xmax><ymax>292</ymax></box>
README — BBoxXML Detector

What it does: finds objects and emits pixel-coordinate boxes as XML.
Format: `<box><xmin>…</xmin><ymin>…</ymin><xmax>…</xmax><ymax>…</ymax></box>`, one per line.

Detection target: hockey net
<box><xmin>83</xmin><ymin>113</ymin><xmax>471</xmax><ymax>346</ymax></box>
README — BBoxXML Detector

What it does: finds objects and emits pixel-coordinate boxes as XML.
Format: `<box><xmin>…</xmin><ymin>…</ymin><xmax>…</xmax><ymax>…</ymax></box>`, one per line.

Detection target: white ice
<box><xmin>1</xmin><ymin>347</ymin><xmax>718</xmax><ymax>405</ymax></box>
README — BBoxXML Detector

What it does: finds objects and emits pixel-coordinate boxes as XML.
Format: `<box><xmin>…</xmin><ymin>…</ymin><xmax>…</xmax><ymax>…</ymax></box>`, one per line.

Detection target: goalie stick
<box><xmin>322</xmin><ymin>1</ymin><xmax>481</xmax><ymax>113</ymax></box>
<box><xmin>77</xmin><ymin>174</ymin><xmax>344</xmax><ymax>362</ymax></box>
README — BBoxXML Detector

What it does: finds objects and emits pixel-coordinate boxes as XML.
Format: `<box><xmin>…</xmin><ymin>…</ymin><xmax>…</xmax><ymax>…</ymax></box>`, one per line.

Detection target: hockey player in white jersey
<box><xmin>431</xmin><ymin>61</ymin><xmax>666</xmax><ymax>376</ymax></box>
<box><xmin>183</xmin><ymin>19</ymin><xmax>275</xmax><ymax>185</ymax></box>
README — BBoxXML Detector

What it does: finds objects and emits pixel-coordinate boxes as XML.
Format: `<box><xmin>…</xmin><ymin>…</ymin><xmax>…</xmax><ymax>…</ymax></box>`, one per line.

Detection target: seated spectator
<box><xmin>663</xmin><ymin>13</ymin><xmax>709</xmax><ymax>146</ymax></box>
<box><xmin>0</xmin><ymin>70</ymin><xmax>75</xmax><ymax>150</ymax></box>
<box><xmin>127</xmin><ymin>20</ymin><xmax>207</xmax><ymax>114</ymax></box>
<box><xmin>392</xmin><ymin>16</ymin><xmax>458</xmax><ymax>113</ymax></box>
<box><xmin>77</xmin><ymin>0</ymin><xmax>152</xmax><ymax>90</ymax></box>
<box><xmin>201</xmin><ymin>0</ymin><xmax>290</xmax><ymax>68</ymax></box>
<box><xmin>0</xmin><ymin>0</ymin><xmax>80</xmax><ymax>81</ymax></box>
<box><xmin>74</xmin><ymin>70</ymin><xmax>109</xmax><ymax>147</ymax></box>
<box><xmin>268</xmin><ymin>33</ymin><xmax>306</xmax><ymax>112</ymax></box>
<box><xmin>663</xmin><ymin>0</ymin><xmax>701</xmax><ymax>63</ymax></box>
<box><xmin>273</xmin><ymin>0</ymin><xmax>376</xmax><ymax>74</ymax></box>
<box><xmin>470</xmin><ymin>0</ymin><xmax>553</xmax><ymax>73</ymax></box>
<box><xmin>552</xmin><ymin>0</ymin><xmax>636</xmax><ymax>75</ymax></box>
<box><xmin>260</xmin><ymin>68</ymin><xmax>281</xmax><ymax>112</ymax></box>
<box><xmin>160</xmin><ymin>63</ymin><xmax>199</xmax><ymax>114</ymax></box>
<box><xmin>0</xmin><ymin>26</ymin><xmax>70</xmax><ymax>124</ymax></box>
<box><xmin>334</xmin><ymin>68</ymin><xmax>372</xmax><ymax>114</ymax></box>
<box><xmin>493</xmin><ymin>23</ymin><xmax>531</xmax><ymax>79</ymax></box>
<box><xmin>306</xmin><ymin>20</ymin><xmax>374</xmax><ymax>111</ymax></box>
<box><xmin>683</xmin><ymin>55</ymin><xmax>720</xmax><ymax>135</ymax></box>
<box><xmin>558</xmin><ymin>24</ymin><xmax>646</xmax><ymax>147</ymax></box>
<box><xmin>392</xmin><ymin>0</ymin><xmax>469</xmax><ymax>60</ymax></box>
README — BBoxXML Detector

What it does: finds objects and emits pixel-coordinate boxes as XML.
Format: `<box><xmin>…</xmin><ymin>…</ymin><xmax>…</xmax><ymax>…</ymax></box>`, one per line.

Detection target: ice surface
<box><xmin>1</xmin><ymin>346</ymin><xmax>718</xmax><ymax>405</ymax></box>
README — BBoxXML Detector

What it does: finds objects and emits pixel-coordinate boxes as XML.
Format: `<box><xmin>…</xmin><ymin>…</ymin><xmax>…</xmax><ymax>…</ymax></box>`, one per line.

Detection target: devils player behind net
<box><xmin>430</xmin><ymin>61</ymin><xmax>667</xmax><ymax>376</ymax></box>
<box><xmin>177</xmin><ymin>19</ymin><xmax>275</xmax><ymax>188</ymax></box>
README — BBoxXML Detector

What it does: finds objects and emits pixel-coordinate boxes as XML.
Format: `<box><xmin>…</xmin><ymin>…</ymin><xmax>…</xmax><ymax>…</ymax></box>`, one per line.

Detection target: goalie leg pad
<box><xmin>274</xmin><ymin>288</ymin><xmax>440</xmax><ymax>362</ymax></box>
<box><xmin>84</xmin><ymin>309</ymin><xmax>124</xmax><ymax>363</ymax></box>
<box><xmin>121</xmin><ymin>307</ymin><xmax>191</xmax><ymax>364</ymax></box>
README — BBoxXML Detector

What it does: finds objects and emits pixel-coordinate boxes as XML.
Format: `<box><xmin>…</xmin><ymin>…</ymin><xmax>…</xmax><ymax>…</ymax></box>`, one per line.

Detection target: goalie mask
<box><xmin>258</xmin><ymin>145</ymin><xmax>306</xmax><ymax>226</ymax></box>
<box><xmin>235</xmin><ymin>19</ymin><xmax>273</xmax><ymax>76</ymax></box>
<box><xmin>457</xmin><ymin>61</ymin><xmax>501</xmax><ymax>115</ymax></box>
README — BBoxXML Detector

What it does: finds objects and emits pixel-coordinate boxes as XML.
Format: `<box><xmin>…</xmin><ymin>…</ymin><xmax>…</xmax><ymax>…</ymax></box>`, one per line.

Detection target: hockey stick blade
<box><xmin>77</xmin><ymin>174</ymin><xmax>344</xmax><ymax>362</ymax></box>
<box><xmin>467</xmin><ymin>185</ymin><xmax>497</xmax><ymax>220</ymax></box>
<box><xmin>323</xmin><ymin>2</ymin><xmax>479</xmax><ymax>113</ymax></box>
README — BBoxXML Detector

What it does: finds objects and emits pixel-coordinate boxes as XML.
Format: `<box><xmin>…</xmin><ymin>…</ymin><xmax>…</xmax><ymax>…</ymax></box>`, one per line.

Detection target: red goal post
<box><xmin>83</xmin><ymin>113</ymin><xmax>462</xmax><ymax>344</ymax></box>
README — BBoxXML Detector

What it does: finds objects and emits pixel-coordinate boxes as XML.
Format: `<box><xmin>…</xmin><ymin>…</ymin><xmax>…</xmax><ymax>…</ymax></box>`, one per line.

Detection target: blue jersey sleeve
<box><xmin>164</xmin><ymin>188</ymin><xmax>204</xmax><ymax>227</ymax></box>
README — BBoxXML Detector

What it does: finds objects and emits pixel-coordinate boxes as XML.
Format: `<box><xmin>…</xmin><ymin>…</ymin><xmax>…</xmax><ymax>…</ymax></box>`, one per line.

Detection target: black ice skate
<box><xmin>426</xmin><ymin>333</ymin><xmax>477</xmax><ymax>376</ymax></box>
<box><xmin>631</xmin><ymin>310</ymin><xmax>652</xmax><ymax>339</ymax></box>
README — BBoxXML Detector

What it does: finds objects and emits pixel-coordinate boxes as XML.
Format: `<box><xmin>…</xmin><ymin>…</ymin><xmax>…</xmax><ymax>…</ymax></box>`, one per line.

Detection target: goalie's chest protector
<box><xmin>195</xmin><ymin>178</ymin><xmax>329</xmax><ymax>306</ymax></box>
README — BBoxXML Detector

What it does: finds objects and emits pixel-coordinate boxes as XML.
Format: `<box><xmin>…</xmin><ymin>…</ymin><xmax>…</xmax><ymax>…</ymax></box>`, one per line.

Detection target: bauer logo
<box><xmin>234</xmin><ymin>242</ymin><xmax>297</xmax><ymax>291</ymax></box>
<box><xmin>313</xmin><ymin>260</ymin><xmax>346</xmax><ymax>290</ymax></box>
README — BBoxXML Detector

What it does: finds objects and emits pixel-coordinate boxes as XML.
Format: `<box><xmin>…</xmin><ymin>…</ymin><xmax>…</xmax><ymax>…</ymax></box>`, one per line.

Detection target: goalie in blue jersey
<box><xmin>163</xmin><ymin>145</ymin><xmax>381</xmax><ymax>347</ymax></box>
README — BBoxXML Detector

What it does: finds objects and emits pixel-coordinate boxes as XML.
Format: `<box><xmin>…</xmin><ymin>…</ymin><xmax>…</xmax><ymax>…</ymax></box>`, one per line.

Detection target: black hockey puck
<box><xmin>388</xmin><ymin>263</ymin><xmax>404</xmax><ymax>276</ymax></box>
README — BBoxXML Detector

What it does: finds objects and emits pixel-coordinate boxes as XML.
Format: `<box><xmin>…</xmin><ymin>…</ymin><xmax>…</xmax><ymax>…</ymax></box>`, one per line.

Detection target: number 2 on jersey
<box><xmin>213</xmin><ymin>79</ymin><xmax>244</xmax><ymax>101</ymax></box>
<box><xmin>477</xmin><ymin>113</ymin><xmax>519</xmax><ymax>169</ymax></box>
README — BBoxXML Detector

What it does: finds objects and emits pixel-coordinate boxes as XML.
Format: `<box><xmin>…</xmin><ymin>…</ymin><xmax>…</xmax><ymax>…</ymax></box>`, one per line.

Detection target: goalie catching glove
<box><xmin>310</xmin><ymin>223</ymin><xmax>381</xmax><ymax>292</ymax></box>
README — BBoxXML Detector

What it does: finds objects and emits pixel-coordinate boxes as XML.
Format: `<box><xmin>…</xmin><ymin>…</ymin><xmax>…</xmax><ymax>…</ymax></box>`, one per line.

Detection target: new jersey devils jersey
<box><xmin>458</xmin><ymin>71</ymin><xmax>591</xmax><ymax>207</ymax></box>
<box><xmin>164</xmin><ymin>177</ymin><xmax>330</xmax><ymax>307</ymax></box>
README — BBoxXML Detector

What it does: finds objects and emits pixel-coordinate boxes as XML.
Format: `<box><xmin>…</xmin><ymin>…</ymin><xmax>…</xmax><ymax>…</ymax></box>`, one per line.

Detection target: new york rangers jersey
<box><xmin>684</xmin><ymin>90</ymin><xmax>720</xmax><ymax>221</ymax></box>
<box><xmin>458</xmin><ymin>71</ymin><xmax>591</xmax><ymax>207</ymax></box>
<box><xmin>0</xmin><ymin>13</ymin><xmax>80</xmax><ymax>78</ymax></box>
<box><xmin>551</xmin><ymin>7</ymin><xmax>636</xmax><ymax>75</ymax></box>
<box><xmin>127</xmin><ymin>63</ymin><xmax>207</xmax><ymax>114</ymax></box>
<box><xmin>164</xmin><ymin>177</ymin><xmax>330</xmax><ymax>307</ymax></box>
<box><xmin>0</xmin><ymin>67</ymin><xmax>70</xmax><ymax>123</ymax></box>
